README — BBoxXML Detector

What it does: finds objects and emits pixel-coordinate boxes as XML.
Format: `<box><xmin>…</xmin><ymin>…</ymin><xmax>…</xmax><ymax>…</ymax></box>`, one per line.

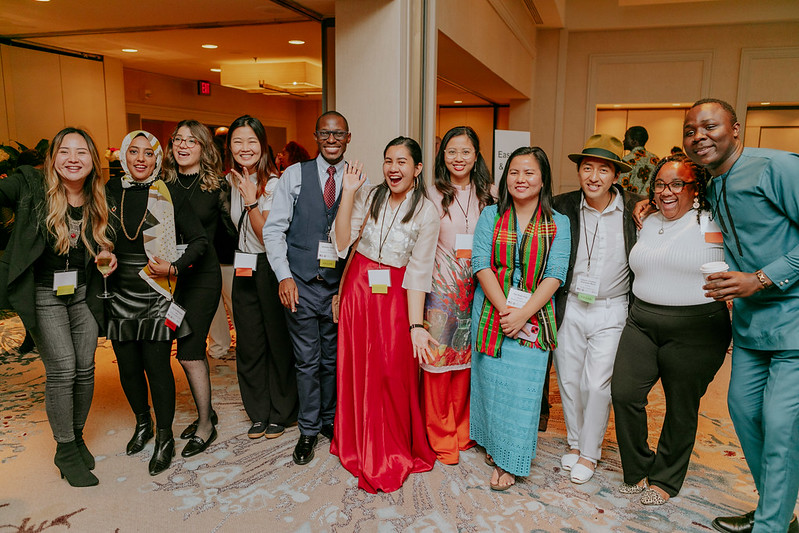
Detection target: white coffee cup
<box><xmin>700</xmin><ymin>261</ymin><xmax>729</xmax><ymax>282</ymax></box>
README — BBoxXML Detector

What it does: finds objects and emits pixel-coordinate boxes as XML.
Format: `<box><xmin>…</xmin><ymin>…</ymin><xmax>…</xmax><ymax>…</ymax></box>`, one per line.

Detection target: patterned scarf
<box><xmin>120</xmin><ymin>130</ymin><xmax>178</xmax><ymax>298</ymax></box>
<box><xmin>476</xmin><ymin>203</ymin><xmax>558</xmax><ymax>357</ymax></box>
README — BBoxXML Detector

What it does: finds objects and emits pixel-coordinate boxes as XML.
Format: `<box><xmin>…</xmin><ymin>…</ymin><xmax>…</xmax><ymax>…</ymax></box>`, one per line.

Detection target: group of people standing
<box><xmin>2</xmin><ymin>98</ymin><xmax>797</xmax><ymax>533</ymax></box>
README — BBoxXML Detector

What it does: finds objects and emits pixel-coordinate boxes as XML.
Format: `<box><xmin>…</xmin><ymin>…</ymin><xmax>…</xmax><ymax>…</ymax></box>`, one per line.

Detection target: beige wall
<box><xmin>744</xmin><ymin>108</ymin><xmax>799</xmax><ymax>152</ymax></box>
<box><xmin>595</xmin><ymin>108</ymin><xmax>688</xmax><ymax>160</ymax></box>
<box><xmin>535</xmin><ymin>21</ymin><xmax>799</xmax><ymax>193</ymax></box>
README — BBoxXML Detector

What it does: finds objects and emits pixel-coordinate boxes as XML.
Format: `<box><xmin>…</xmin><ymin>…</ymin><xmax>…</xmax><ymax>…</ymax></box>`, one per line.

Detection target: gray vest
<box><xmin>285</xmin><ymin>160</ymin><xmax>345</xmax><ymax>284</ymax></box>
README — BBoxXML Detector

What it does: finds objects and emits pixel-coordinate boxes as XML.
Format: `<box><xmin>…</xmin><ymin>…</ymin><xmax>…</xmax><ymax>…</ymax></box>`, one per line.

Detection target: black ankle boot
<box><xmin>54</xmin><ymin>441</ymin><xmax>98</xmax><ymax>487</ymax></box>
<box><xmin>74</xmin><ymin>428</ymin><xmax>95</xmax><ymax>470</ymax></box>
<box><xmin>127</xmin><ymin>411</ymin><xmax>154</xmax><ymax>455</ymax></box>
<box><xmin>149</xmin><ymin>428</ymin><xmax>175</xmax><ymax>476</ymax></box>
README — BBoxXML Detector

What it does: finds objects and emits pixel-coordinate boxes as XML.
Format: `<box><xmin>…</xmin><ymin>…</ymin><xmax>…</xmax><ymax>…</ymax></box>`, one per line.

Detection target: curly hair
<box><xmin>648</xmin><ymin>153</ymin><xmax>711</xmax><ymax>224</ymax></box>
<box><xmin>162</xmin><ymin>119</ymin><xmax>223</xmax><ymax>192</ymax></box>
<box><xmin>433</xmin><ymin>126</ymin><xmax>494</xmax><ymax>218</ymax></box>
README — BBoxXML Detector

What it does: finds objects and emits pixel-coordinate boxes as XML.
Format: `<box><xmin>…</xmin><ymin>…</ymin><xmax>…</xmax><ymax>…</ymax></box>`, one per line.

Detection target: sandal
<box><xmin>640</xmin><ymin>487</ymin><xmax>669</xmax><ymax>505</ymax></box>
<box><xmin>489</xmin><ymin>466</ymin><xmax>515</xmax><ymax>491</ymax></box>
<box><xmin>485</xmin><ymin>453</ymin><xmax>496</xmax><ymax>467</ymax></box>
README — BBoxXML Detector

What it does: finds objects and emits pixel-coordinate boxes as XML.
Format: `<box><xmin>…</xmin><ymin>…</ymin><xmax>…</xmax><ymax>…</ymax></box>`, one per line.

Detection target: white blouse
<box><xmin>229</xmin><ymin>172</ymin><xmax>278</xmax><ymax>254</ymax></box>
<box><xmin>331</xmin><ymin>184</ymin><xmax>441</xmax><ymax>292</ymax></box>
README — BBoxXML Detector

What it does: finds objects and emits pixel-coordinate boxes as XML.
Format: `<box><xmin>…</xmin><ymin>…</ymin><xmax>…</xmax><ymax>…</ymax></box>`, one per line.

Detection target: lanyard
<box><xmin>452</xmin><ymin>186</ymin><xmax>473</xmax><ymax>233</ymax></box>
<box><xmin>377</xmin><ymin>197</ymin><xmax>405</xmax><ymax>265</ymax></box>
<box><xmin>581</xmin><ymin>193</ymin><xmax>613</xmax><ymax>274</ymax></box>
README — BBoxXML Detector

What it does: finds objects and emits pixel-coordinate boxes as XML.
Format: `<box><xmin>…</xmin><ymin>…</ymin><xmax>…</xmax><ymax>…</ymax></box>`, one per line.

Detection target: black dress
<box><xmin>171</xmin><ymin>172</ymin><xmax>224</xmax><ymax>360</ymax></box>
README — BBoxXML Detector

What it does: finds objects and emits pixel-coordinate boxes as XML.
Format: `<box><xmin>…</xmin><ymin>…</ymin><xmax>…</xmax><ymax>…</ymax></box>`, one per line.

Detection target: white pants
<box><xmin>554</xmin><ymin>292</ymin><xmax>628</xmax><ymax>463</ymax></box>
<box><xmin>207</xmin><ymin>264</ymin><xmax>235</xmax><ymax>357</ymax></box>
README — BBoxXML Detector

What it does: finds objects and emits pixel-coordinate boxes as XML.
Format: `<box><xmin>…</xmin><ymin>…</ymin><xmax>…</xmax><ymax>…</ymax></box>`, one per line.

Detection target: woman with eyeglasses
<box><xmin>162</xmin><ymin>120</ymin><xmax>228</xmax><ymax>458</ymax></box>
<box><xmin>611</xmin><ymin>154</ymin><xmax>731</xmax><ymax>505</ymax></box>
<box><xmin>226</xmin><ymin>115</ymin><xmax>297</xmax><ymax>441</ymax></box>
<box><xmin>0</xmin><ymin>127</ymin><xmax>116</xmax><ymax>487</ymax></box>
<box><xmin>105</xmin><ymin>130</ymin><xmax>208</xmax><ymax>476</ymax></box>
<box><xmin>421</xmin><ymin>126</ymin><xmax>494</xmax><ymax>465</ymax></box>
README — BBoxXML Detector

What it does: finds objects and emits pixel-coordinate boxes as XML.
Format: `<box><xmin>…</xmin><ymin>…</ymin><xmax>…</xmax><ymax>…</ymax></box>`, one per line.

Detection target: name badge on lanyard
<box><xmin>164</xmin><ymin>301</ymin><xmax>187</xmax><ymax>331</ymax></box>
<box><xmin>575</xmin><ymin>274</ymin><xmax>600</xmax><ymax>304</ymax></box>
<box><xmin>234</xmin><ymin>251</ymin><xmax>258</xmax><ymax>277</ymax></box>
<box><xmin>700</xmin><ymin>213</ymin><xmax>723</xmax><ymax>244</ymax></box>
<box><xmin>455</xmin><ymin>233</ymin><xmax>473</xmax><ymax>259</ymax></box>
<box><xmin>368</xmin><ymin>269</ymin><xmax>391</xmax><ymax>294</ymax></box>
<box><xmin>505</xmin><ymin>287</ymin><xmax>538</xmax><ymax>342</ymax></box>
<box><xmin>53</xmin><ymin>270</ymin><xmax>78</xmax><ymax>296</ymax></box>
<box><xmin>318</xmin><ymin>241</ymin><xmax>338</xmax><ymax>268</ymax></box>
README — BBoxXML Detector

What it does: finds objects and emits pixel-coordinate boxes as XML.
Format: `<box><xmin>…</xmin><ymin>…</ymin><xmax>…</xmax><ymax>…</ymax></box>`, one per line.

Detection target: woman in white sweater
<box><xmin>610</xmin><ymin>154</ymin><xmax>731</xmax><ymax>505</ymax></box>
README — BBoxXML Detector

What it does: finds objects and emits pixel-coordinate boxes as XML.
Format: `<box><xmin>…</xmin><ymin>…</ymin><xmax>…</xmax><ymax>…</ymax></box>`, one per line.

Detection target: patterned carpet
<box><xmin>0</xmin><ymin>314</ymin><xmax>789</xmax><ymax>532</ymax></box>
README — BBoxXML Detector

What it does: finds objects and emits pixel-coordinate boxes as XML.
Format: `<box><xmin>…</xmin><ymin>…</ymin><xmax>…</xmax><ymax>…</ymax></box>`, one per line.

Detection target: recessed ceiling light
<box><xmin>35</xmin><ymin>0</ymin><xmax>51</xmax><ymax>2</ymax></box>
<box><xmin>613</xmin><ymin>104</ymin><xmax>622</xmax><ymax>108</ymax></box>
<box><xmin>210</xmin><ymin>68</ymin><xmax>222</xmax><ymax>73</ymax></box>
<box><xmin>761</xmin><ymin>102</ymin><xmax>771</xmax><ymax>105</ymax></box>
<box><xmin>672</xmin><ymin>103</ymin><xmax>681</xmax><ymax>106</ymax></box>
<box><xmin>288</xmin><ymin>40</ymin><xmax>305</xmax><ymax>45</ymax></box>
<box><xmin>122</xmin><ymin>48</ymin><xmax>138</xmax><ymax>53</ymax></box>
<box><xmin>202</xmin><ymin>44</ymin><xmax>218</xmax><ymax>49</ymax></box>
<box><xmin>454</xmin><ymin>100</ymin><xmax>463</xmax><ymax>104</ymax></box>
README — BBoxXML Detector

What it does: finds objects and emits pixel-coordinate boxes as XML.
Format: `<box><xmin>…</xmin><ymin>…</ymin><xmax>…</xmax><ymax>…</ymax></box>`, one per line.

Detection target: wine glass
<box><xmin>97</xmin><ymin>254</ymin><xmax>114</xmax><ymax>299</ymax></box>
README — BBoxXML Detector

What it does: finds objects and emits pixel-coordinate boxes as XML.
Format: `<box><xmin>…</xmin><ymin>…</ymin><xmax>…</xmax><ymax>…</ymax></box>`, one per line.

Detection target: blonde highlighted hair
<box><xmin>162</xmin><ymin>119</ymin><xmax>223</xmax><ymax>192</ymax></box>
<box><xmin>44</xmin><ymin>127</ymin><xmax>113</xmax><ymax>255</ymax></box>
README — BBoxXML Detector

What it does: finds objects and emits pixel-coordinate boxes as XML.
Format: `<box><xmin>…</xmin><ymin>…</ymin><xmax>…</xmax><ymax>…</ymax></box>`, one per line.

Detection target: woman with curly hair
<box><xmin>0</xmin><ymin>127</ymin><xmax>116</xmax><ymax>486</ymax></box>
<box><xmin>611</xmin><ymin>154</ymin><xmax>731</xmax><ymax>505</ymax></box>
<box><xmin>162</xmin><ymin>120</ymin><xmax>228</xmax><ymax>457</ymax></box>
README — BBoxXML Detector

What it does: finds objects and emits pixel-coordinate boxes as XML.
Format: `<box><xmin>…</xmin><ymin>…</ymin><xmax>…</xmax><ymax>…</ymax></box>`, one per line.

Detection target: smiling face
<box><xmin>443</xmin><ymin>134</ymin><xmax>476</xmax><ymax>185</ymax></box>
<box><xmin>578</xmin><ymin>156</ymin><xmax>618</xmax><ymax>210</ymax></box>
<box><xmin>54</xmin><ymin>133</ymin><xmax>93</xmax><ymax>186</ymax></box>
<box><xmin>229</xmin><ymin>125</ymin><xmax>262</xmax><ymax>172</ymax></box>
<box><xmin>314</xmin><ymin>114</ymin><xmax>350</xmax><ymax>165</ymax></box>
<box><xmin>383</xmin><ymin>144</ymin><xmax>422</xmax><ymax>201</ymax></box>
<box><xmin>172</xmin><ymin>125</ymin><xmax>202</xmax><ymax>174</ymax></box>
<box><xmin>126</xmin><ymin>136</ymin><xmax>157</xmax><ymax>182</ymax></box>
<box><xmin>683</xmin><ymin>102</ymin><xmax>742</xmax><ymax>176</ymax></box>
<box><xmin>653</xmin><ymin>161</ymin><xmax>696</xmax><ymax>221</ymax></box>
<box><xmin>506</xmin><ymin>154</ymin><xmax>542</xmax><ymax>205</ymax></box>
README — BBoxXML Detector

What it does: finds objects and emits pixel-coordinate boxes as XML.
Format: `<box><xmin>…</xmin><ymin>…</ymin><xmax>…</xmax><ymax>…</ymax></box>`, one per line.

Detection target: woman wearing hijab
<box><xmin>105</xmin><ymin>130</ymin><xmax>207</xmax><ymax>476</ymax></box>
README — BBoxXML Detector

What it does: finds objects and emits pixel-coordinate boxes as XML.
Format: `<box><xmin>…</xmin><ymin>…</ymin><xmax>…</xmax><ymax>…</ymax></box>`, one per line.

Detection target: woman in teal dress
<box><xmin>470</xmin><ymin>146</ymin><xmax>570</xmax><ymax>491</ymax></box>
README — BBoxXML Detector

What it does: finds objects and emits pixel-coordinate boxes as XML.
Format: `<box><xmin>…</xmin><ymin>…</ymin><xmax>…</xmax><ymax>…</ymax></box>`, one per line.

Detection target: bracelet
<box><xmin>244</xmin><ymin>201</ymin><xmax>258</xmax><ymax>212</ymax></box>
<box><xmin>409</xmin><ymin>323</ymin><xmax>425</xmax><ymax>332</ymax></box>
<box><xmin>170</xmin><ymin>263</ymin><xmax>178</xmax><ymax>276</ymax></box>
<box><xmin>754</xmin><ymin>269</ymin><xmax>771</xmax><ymax>289</ymax></box>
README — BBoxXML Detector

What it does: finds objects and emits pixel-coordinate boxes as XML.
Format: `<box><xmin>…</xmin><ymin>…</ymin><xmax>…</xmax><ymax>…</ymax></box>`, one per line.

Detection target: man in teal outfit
<box><xmin>683</xmin><ymin>98</ymin><xmax>799</xmax><ymax>533</ymax></box>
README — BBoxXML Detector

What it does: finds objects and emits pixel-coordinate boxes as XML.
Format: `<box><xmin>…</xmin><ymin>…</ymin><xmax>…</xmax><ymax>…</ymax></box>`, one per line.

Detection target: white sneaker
<box><xmin>570</xmin><ymin>462</ymin><xmax>595</xmax><ymax>484</ymax></box>
<box><xmin>560</xmin><ymin>452</ymin><xmax>579</xmax><ymax>472</ymax></box>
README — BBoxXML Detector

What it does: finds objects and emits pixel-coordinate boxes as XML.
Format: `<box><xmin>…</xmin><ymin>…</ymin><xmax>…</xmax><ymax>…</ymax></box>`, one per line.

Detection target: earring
<box><xmin>692</xmin><ymin>192</ymin><xmax>700</xmax><ymax>210</ymax></box>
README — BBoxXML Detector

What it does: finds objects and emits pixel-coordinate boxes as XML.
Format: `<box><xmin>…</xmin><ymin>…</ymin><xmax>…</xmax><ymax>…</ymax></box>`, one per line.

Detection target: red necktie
<box><xmin>324</xmin><ymin>166</ymin><xmax>336</xmax><ymax>208</ymax></box>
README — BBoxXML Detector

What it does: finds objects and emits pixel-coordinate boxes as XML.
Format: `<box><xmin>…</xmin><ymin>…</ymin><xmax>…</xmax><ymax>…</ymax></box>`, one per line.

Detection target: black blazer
<box><xmin>552</xmin><ymin>183</ymin><xmax>642</xmax><ymax>328</ymax></box>
<box><xmin>0</xmin><ymin>166</ymin><xmax>106</xmax><ymax>332</ymax></box>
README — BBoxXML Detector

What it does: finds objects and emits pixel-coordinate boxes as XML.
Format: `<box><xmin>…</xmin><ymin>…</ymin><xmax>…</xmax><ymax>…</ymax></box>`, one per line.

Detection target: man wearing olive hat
<box><xmin>551</xmin><ymin>134</ymin><xmax>642</xmax><ymax>484</ymax></box>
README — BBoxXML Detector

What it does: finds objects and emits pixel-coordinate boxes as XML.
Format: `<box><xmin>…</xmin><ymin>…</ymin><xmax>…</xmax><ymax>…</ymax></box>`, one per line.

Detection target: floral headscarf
<box><xmin>120</xmin><ymin>130</ymin><xmax>163</xmax><ymax>187</ymax></box>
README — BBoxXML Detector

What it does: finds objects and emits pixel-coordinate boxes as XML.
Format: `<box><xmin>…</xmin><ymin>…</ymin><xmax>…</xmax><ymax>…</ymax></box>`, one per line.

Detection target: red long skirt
<box><xmin>330</xmin><ymin>252</ymin><xmax>435</xmax><ymax>493</ymax></box>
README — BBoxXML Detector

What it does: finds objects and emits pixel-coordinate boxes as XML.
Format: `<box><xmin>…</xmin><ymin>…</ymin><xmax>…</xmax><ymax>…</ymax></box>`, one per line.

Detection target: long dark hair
<box><xmin>434</xmin><ymin>126</ymin><xmax>494</xmax><ymax>217</ymax></box>
<box><xmin>496</xmin><ymin>146</ymin><xmax>553</xmax><ymax>219</ymax></box>
<box><xmin>226</xmin><ymin>115</ymin><xmax>278</xmax><ymax>197</ymax></box>
<box><xmin>648</xmin><ymin>153</ymin><xmax>711</xmax><ymax>224</ymax></box>
<box><xmin>368</xmin><ymin>137</ymin><xmax>427</xmax><ymax>224</ymax></box>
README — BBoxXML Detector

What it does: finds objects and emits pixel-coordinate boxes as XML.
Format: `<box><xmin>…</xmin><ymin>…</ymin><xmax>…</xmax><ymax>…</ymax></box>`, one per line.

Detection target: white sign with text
<box><xmin>493</xmin><ymin>130</ymin><xmax>532</xmax><ymax>183</ymax></box>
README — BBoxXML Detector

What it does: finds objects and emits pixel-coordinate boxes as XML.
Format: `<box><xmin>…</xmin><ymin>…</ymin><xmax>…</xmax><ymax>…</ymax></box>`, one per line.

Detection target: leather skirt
<box><xmin>105</xmin><ymin>253</ymin><xmax>191</xmax><ymax>342</ymax></box>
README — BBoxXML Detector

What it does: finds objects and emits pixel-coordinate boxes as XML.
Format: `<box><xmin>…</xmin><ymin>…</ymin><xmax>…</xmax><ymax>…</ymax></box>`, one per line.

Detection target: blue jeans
<box><xmin>30</xmin><ymin>285</ymin><xmax>99</xmax><ymax>443</ymax></box>
<box><xmin>728</xmin><ymin>347</ymin><xmax>799</xmax><ymax>533</ymax></box>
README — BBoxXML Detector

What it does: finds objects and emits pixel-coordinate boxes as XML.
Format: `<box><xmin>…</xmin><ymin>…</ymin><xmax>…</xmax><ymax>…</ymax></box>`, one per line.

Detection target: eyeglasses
<box><xmin>315</xmin><ymin>130</ymin><xmax>349</xmax><ymax>140</ymax></box>
<box><xmin>444</xmin><ymin>149</ymin><xmax>474</xmax><ymax>159</ymax></box>
<box><xmin>653</xmin><ymin>180</ymin><xmax>695</xmax><ymax>193</ymax></box>
<box><xmin>172</xmin><ymin>136</ymin><xmax>198</xmax><ymax>148</ymax></box>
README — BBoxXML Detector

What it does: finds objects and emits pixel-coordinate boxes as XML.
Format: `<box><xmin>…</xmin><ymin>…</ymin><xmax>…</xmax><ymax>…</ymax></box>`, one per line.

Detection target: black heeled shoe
<box><xmin>127</xmin><ymin>411</ymin><xmax>154</xmax><ymax>455</ymax></box>
<box><xmin>180</xmin><ymin>409</ymin><xmax>219</xmax><ymax>440</ymax></box>
<box><xmin>74</xmin><ymin>428</ymin><xmax>95</xmax><ymax>470</ymax></box>
<box><xmin>54</xmin><ymin>441</ymin><xmax>98</xmax><ymax>487</ymax></box>
<box><xmin>149</xmin><ymin>428</ymin><xmax>175</xmax><ymax>476</ymax></box>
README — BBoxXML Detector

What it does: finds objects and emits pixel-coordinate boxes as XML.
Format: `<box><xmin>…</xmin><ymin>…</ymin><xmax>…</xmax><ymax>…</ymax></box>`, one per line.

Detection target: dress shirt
<box><xmin>263</xmin><ymin>154</ymin><xmax>346</xmax><ymax>281</ymax></box>
<box><xmin>568</xmin><ymin>191</ymin><xmax>629</xmax><ymax>299</ymax></box>
<box><xmin>229</xmin><ymin>172</ymin><xmax>278</xmax><ymax>254</ymax></box>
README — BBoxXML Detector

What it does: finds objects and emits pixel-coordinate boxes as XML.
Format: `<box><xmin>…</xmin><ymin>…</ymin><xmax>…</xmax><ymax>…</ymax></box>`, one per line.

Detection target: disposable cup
<box><xmin>700</xmin><ymin>261</ymin><xmax>729</xmax><ymax>282</ymax></box>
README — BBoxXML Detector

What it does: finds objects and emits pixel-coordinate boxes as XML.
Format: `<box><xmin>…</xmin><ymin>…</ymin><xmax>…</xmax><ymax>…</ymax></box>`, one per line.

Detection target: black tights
<box><xmin>113</xmin><ymin>340</ymin><xmax>175</xmax><ymax>430</ymax></box>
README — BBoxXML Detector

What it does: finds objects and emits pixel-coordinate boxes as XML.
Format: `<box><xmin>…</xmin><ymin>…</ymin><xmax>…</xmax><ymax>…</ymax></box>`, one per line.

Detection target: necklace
<box><xmin>452</xmin><ymin>183</ymin><xmax>473</xmax><ymax>233</ymax></box>
<box><xmin>658</xmin><ymin>215</ymin><xmax>681</xmax><ymax>235</ymax></box>
<box><xmin>66</xmin><ymin>211</ymin><xmax>82</xmax><ymax>248</ymax></box>
<box><xmin>177</xmin><ymin>172</ymin><xmax>201</xmax><ymax>191</ymax></box>
<box><xmin>120</xmin><ymin>188</ymin><xmax>149</xmax><ymax>241</ymax></box>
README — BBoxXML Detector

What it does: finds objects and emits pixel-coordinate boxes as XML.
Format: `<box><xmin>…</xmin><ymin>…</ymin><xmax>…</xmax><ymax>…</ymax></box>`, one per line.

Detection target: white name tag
<box><xmin>234</xmin><ymin>251</ymin><xmax>258</xmax><ymax>276</ymax></box>
<box><xmin>317</xmin><ymin>241</ymin><xmax>338</xmax><ymax>268</ymax></box>
<box><xmin>454</xmin><ymin>233</ymin><xmax>473</xmax><ymax>259</ymax></box>
<box><xmin>164</xmin><ymin>301</ymin><xmax>186</xmax><ymax>331</ymax></box>
<box><xmin>53</xmin><ymin>270</ymin><xmax>78</xmax><ymax>296</ymax></box>
<box><xmin>176</xmin><ymin>244</ymin><xmax>188</xmax><ymax>259</ymax></box>
<box><xmin>575</xmin><ymin>274</ymin><xmax>600</xmax><ymax>303</ymax></box>
<box><xmin>368</xmin><ymin>269</ymin><xmax>391</xmax><ymax>294</ymax></box>
<box><xmin>506</xmin><ymin>287</ymin><xmax>531</xmax><ymax>309</ymax></box>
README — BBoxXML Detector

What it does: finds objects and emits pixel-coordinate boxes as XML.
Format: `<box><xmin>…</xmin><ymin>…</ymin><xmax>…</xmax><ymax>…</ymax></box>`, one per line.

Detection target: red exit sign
<box><xmin>197</xmin><ymin>80</ymin><xmax>211</xmax><ymax>96</ymax></box>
